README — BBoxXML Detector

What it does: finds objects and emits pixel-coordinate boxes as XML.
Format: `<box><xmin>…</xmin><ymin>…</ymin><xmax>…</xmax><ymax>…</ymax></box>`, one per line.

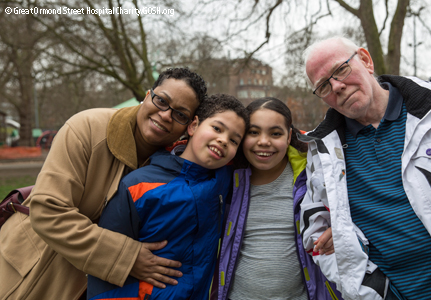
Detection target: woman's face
<box><xmin>243</xmin><ymin>108</ymin><xmax>292</xmax><ymax>172</ymax></box>
<box><xmin>136</xmin><ymin>78</ymin><xmax>200</xmax><ymax>148</ymax></box>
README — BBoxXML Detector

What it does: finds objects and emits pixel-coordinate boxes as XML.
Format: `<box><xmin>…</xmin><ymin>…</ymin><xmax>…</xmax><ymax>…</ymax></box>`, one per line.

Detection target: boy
<box><xmin>87</xmin><ymin>94</ymin><xmax>249</xmax><ymax>300</ymax></box>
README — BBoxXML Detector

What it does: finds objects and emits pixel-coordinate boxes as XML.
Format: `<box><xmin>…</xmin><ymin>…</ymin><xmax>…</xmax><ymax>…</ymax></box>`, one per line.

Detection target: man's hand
<box><xmin>130</xmin><ymin>241</ymin><xmax>183</xmax><ymax>288</ymax></box>
<box><xmin>313</xmin><ymin>227</ymin><xmax>334</xmax><ymax>255</ymax></box>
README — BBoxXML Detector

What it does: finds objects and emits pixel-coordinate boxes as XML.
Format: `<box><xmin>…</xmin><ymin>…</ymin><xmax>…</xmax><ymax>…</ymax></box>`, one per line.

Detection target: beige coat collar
<box><xmin>107</xmin><ymin>105</ymin><xmax>141</xmax><ymax>170</ymax></box>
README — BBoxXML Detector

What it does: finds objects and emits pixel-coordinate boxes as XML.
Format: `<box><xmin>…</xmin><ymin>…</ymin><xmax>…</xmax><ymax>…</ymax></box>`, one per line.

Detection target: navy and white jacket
<box><xmin>211</xmin><ymin>146</ymin><xmax>343</xmax><ymax>300</ymax></box>
<box><xmin>300</xmin><ymin>76</ymin><xmax>431</xmax><ymax>300</ymax></box>
<box><xmin>87</xmin><ymin>149</ymin><xmax>232</xmax><ymax>300</ymax></box>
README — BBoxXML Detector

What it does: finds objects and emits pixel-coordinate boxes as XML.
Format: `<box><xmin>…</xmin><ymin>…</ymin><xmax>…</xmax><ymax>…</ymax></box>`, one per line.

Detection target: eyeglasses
<box><xmin>150</xmin><ymin>89</ymin><xmax>191</xmax><ymax>125</ymax></box>
<box><xmin>313</xmin><ymin>52</ymin><xmax>357</xmax><ymax>98</ymax></box>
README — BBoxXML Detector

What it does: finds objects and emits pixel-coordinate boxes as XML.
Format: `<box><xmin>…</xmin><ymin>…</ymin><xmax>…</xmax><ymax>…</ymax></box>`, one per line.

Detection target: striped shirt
<box><xmin>228</xmin><ymin>162</ymin><xmax>307</xmax><ymax>300</ymax></box>
<box><xmin>344</xmin><ymin>83</ymin><xmax>431</xmax><ymax>299</ymax></box>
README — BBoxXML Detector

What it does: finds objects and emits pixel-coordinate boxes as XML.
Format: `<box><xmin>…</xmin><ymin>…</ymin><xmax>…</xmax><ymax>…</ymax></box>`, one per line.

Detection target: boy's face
<box><xmin>181</xmin><ymin>111</ymin><xmax>245</xmax><ymax>169</ymax></box>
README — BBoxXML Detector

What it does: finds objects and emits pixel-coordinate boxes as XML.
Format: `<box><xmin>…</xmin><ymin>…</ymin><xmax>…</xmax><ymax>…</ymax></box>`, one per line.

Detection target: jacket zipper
<box><xmin>218</xmin><ymin>195</ymin><xmax>223</xmax><ymax>234</ymax></box>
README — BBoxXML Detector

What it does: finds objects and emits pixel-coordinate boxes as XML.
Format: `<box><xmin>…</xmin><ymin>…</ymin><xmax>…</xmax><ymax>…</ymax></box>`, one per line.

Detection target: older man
<box><xmin>300</xmin><ymin>36</ymin><xmax>431</xmax><ymax>300</ymax></box>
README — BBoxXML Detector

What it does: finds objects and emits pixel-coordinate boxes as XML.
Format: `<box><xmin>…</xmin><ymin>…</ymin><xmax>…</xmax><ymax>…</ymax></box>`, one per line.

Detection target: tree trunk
<box><xmin>335</xmin><ymin>0</ymin><xmax>410</xmax><ymax>76</ymax></box>
<box><xmin>358</xmin><ymin>0</ymin><xmax>386</xmax><ymax>75</ymax></box>
<box><xmin>387</xmin><ymin>0</ymin><xmax>410</xmax><ymax>75</ymax></box>
<box><xmin>16</xmin><ymin>51</ymin><xmax>35</xmax><ymax>147</ymax></box>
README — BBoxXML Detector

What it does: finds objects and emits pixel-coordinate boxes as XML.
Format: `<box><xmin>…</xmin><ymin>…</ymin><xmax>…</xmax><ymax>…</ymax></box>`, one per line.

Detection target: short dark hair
<box><xmin>195</xmin><ymin>94</ymin><xmax>249</xmax><ymax>128</ymax></box>
<box><xmin>152</xmin><ymin>68</ymin><xmax>207</xmax><ymax>104</ymax></box>
<box><xmin>246</xmin><ymin>97</ymin><xmax>307</xmax><ymax>153</ymax></box>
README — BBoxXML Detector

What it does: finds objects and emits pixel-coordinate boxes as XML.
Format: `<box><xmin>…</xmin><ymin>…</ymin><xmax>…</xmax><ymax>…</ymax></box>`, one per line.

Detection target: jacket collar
<box><xmin>287</xmin><ymin>145</ymin><xmax>307</xmax><ymax>184</ymax></box>
<box><xmin>150</xmin><ymin>149</ymin><xmax>215</xmax><ymax>182</ymax></box>
<box><xmin>379</xmin><ymin>75</ymin><xmax>431</xmax><ymax>119</ymax></box>
<box><xmin>345</xmin><ymin>81</ymin><xmax>404</xmax><ymax>138</ymax></box>
<box><xmin>149</xmin><ymin>149</ymin><xmax>185</xmax><ymax>173</ymax></box>
<box><xmin>107</xmin><ymin>105</ymin><xmax>141</xmax><ymax>170</ymax></box>
<box><xmin>181</xmin><ymin>160</ymin><xmax>214</xmax><ymax>182</ymax></box>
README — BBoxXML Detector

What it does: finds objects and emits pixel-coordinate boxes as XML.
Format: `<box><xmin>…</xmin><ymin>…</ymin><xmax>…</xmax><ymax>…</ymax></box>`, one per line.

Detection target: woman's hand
<box><xmin>130</xmin><ymin>240</ymin><xmax>183</xmax><ymax>288</ymax></box>
<box><xmin>313</xmin><ymin>227</ymin><xmax>334</xmax><ymax>255</ymax></box>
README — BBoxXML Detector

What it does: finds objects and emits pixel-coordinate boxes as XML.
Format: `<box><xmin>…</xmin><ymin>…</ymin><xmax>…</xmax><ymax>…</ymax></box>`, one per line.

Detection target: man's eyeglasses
<box><xmin>313</xmin><ymin>52</ymin><xmax>357</xmax><ymax>98</ymax></box>
<box><xmin>150</xmin><ymin>89</ymin><xmax>191</xmax><ymax>125</ymax></box>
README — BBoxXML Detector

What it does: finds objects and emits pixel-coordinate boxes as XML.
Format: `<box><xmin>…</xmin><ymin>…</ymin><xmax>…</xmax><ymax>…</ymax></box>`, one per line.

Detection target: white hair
<box><xmin>302</xmin><ymin>36</ymin><xmax>361</xmax><ymax>87</ymax></box>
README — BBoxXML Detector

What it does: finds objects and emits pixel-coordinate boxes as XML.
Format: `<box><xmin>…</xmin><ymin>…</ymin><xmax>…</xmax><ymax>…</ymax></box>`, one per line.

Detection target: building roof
<box><xmin>112</xmin><ymin>98</ymin><xmax>140</xmax><ymax>109</ymax></box>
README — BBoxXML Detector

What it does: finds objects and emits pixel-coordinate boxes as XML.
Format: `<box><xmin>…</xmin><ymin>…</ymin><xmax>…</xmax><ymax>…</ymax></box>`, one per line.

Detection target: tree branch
<box><xmin>243</xmin><ymin>0</ymin><xmax>283</xmax><ymax>60</ymax></box>
<box><xmin>378</xmin><ymin>0</ymin><xmax>390</xmax><ymax>36</ymax></box>
<box><xmin>332</xmin><ymin>0</ymin><xmax>359</xmax><ymax>17</ymax></box>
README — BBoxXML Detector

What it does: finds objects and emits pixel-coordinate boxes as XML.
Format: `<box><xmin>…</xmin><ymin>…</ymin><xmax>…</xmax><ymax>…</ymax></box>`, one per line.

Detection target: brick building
<box><xmin>197</xmin><ymin>58</ymin><xmax>275</xmax><ymax>106</ymax></box>
<box><xmin>228</xmin><ymin>58</ymin><xmax>274</xmax><ymax>106</ymax></box>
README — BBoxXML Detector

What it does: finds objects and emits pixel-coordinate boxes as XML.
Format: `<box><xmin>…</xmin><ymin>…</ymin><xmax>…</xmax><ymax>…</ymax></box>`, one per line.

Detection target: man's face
<box><xmin>136</xmin><ymin>78</ymin><xmax>199</xmax><ymax>148</ymax></box>
<box><xmin>306</xmin><ymin>43</ymin><xmax>376</xmax><ymax>120</ymax></box>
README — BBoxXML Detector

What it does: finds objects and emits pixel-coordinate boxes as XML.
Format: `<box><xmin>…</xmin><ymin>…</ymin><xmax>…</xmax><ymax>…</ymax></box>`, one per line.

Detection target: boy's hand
<box><xmin>313</xmin><ymin>227</ymin><xmax>334</xmax><ymax>255</ymax></box>
<box><xmin>130</xmin><ymin>240</ymin><xmax>183</xmax><ymax>288</ymax></box>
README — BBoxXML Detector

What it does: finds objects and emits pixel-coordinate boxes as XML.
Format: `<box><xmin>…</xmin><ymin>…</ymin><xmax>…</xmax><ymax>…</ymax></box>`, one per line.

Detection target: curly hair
<box><xmin>195</xmin><ymin>94</ymin><xmax>249</xmax><ymax>128</ymax></box>
<box><xmin>152</xmin><ymin>68</ymin><xmax>207</xmax><ymax>104</ymax></box>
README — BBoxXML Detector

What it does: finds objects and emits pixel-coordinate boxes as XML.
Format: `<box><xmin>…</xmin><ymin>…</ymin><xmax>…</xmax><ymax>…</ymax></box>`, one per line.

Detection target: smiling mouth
<box><xmin>151</xmin><ymin>119</ymin><xmax>168</xmax><ymax>132</ymax></box>
<box><xmin>255</xmin><ymin>152</ymin><xmax>274</xmax><ymax>157</ymax></box>
<box><xmin>209</xmin><ymin>146</ymin><xmax>224</xmax><ymax>158</ymax></box>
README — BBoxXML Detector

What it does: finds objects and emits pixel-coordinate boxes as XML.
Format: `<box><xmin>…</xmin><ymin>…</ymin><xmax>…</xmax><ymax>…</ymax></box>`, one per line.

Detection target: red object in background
<box><xmin>0</xmin><ymin>146</ymin><xmax>42</xmax><ymax>160</ymax></box>
<box><xmin>36</xmin><ymin>130</ymin><xmax>58</xmax><ymax>149</ymax></box>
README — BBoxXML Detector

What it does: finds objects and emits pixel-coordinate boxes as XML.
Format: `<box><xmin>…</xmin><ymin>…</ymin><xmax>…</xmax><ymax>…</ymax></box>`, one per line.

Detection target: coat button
<box><xmin>426</xmin><ymin>148</ymin><xmax>431</xmax><ymax>156</ymax></box>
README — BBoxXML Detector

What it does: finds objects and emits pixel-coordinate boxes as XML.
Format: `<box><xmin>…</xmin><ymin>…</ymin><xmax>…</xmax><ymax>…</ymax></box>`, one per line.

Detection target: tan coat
<box><xmin>0</xmin><ymin>106</ymin><xmax>146</xmax><ymax>300</ymax></box>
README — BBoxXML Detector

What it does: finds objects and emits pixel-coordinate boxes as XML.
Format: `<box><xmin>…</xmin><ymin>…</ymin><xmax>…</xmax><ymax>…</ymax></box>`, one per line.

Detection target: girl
<box><xmin>211</xmin><ymin>97</ymin><xmax>342</xmax><ymax>300</ymax></box>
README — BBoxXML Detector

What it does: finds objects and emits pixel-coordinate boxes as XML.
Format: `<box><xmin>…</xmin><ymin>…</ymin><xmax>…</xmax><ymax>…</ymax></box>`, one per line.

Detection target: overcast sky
<box><xmin>180</xmin><ymin>0</ymin><xmax>431</xmax><ymax>83</ymax></box>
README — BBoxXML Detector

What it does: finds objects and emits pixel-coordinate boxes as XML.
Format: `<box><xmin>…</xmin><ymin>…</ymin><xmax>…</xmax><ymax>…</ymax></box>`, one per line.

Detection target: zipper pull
<box><xmin>218</xmin><ymin>195</ymin><xmax>223</xmax><ymax>234</ymax></box>
<box><xmin>219</xmin><ymin>195</ymin><xmax>223</xmax><ymax>213</ymax></box>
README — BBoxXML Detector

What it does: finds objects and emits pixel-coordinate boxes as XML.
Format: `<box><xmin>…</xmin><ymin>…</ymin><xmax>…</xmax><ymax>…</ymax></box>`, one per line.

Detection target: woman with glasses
<box><xmin>0</xmin><ymin>68</ymin><xmax>207</xmax><ymax>300</ymax></box>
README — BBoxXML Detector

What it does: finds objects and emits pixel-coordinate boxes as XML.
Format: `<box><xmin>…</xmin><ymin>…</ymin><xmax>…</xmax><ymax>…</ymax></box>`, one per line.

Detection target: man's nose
<box><xmin>329</xmin><ymin>77</ymin><xmax>346</xmax><ymax>93</ymax></box>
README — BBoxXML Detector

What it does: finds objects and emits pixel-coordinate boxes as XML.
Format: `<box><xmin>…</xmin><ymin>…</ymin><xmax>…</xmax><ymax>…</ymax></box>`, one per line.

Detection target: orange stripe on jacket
<box><xmin>95</xmin><ymin>282</ymin><xmax>153</xmax><ymax>300</ymax></box>
<box><xmin>128</xmin><ymin>182</ymin><xmax>166</xmax><ymax>202</ymax></box>
<box><xmin>139</xmin><ymin>281</ymin><xmax>153</xmax><ymax>299</ymax></box>
<box><xmin>98</xmin><ymin>297</ymin><xmax>140</xmax><ymax>300</ymax></box>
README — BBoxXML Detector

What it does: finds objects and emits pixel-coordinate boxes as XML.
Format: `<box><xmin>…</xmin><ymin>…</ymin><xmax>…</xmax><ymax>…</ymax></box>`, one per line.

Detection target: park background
<box><xmin>0</xmin><ymin>0</ymin><xmax>430</xmax><ymax>196</ymax></box>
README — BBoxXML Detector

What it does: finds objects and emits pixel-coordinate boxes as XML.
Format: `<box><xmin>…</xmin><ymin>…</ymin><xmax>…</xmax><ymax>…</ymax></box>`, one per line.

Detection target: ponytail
<box><xmin>290</xmin><ymin>124</ymin><xmax>308</xmax><ymax>153</ymax></box>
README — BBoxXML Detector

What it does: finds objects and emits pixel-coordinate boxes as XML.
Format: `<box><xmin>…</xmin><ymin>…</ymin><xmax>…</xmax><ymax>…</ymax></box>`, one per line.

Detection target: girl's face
<box><xmin>243</xmin><ymin>108</ymin><xmax>292</xmax><ymax>172</ymax></box>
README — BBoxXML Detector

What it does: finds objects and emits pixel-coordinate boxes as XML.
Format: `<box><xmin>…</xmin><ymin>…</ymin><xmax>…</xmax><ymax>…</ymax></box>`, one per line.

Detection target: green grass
<box><xmin>0</xmin><ymin>175</ymin><xmax>37</xmax><ymax>200</ymax></box>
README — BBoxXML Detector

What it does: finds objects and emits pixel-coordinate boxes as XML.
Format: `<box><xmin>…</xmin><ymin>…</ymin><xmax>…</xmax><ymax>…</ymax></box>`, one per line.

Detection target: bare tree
<box><xmin>194</xmin><ymin>0</ymin><xmax>431</xmax><ymax>77</ymax></box>
<box><xmin>33</xmin><ymin>0</ymin><xmax>179</xmax><ymax>101</ymax></box>
<box><xmin>329</xmin><ymin>0</ymin><xmax>409</xmax><ymax>75</ymax></box>
<box><xmin>0</xmin><ymin>3</ymin><xmax>48</xmax><ymax>146</ymax></box>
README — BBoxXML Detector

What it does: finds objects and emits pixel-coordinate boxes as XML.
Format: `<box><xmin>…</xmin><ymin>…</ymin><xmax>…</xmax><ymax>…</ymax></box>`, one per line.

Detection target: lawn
<box><xmin>0</xmin><ymin>175</ymin><xmax>37</xmax><ymax>200</ymax></box>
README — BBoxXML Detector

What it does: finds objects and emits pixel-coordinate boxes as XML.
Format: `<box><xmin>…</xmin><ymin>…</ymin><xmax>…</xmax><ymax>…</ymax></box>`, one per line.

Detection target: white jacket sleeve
<box><xmin>300</xmin><ymin>138</ymin><xmax>389</xmax><ymax>300</ymax></box>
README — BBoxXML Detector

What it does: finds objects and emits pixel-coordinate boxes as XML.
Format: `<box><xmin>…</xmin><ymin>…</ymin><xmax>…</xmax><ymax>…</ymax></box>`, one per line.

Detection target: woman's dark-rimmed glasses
<box><xmin>150</xmin><ymin>89</ymin><xmax>191</xmax><ymax>125</ymax></box>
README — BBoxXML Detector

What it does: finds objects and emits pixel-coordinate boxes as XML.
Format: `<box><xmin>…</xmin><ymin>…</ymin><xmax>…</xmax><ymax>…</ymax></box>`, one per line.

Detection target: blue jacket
<box><xmin>211</xmin><ymin>146</ymin><xmax>343</xmax><ymax>300</ymax></box>
<box><xmin>88</xmin><ymin>149</ymin><xmax>232</xmax><ymax>300</ymax></box>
